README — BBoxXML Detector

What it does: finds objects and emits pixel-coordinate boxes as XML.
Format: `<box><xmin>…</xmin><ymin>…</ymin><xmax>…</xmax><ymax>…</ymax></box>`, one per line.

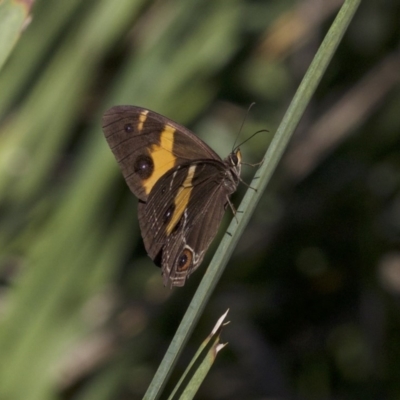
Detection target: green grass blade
<box><xmin>167</xmin><ymin>310</ymin><xmax>229</xmax><ymax>400</ymax></box>
<box><xmin>0</xmin><ymin>0</ymin><xmax>84</xmax><ymax>114</ymax></box>
<box><xmin>143</xmin><ymin>0</ymin><xmax>362</xmax><ymax>399</ymax></box>
<box><xmin>0</xmin><ymin>0</ymin><xmax>32</xmax><ymax>70</ymax></box>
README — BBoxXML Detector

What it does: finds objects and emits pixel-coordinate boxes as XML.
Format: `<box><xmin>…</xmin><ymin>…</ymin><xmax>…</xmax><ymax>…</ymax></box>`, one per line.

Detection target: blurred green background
<box><xmin>1</xmin><ymin>0</ymin><xmax>400</xmax><ymax>399</ymax></box>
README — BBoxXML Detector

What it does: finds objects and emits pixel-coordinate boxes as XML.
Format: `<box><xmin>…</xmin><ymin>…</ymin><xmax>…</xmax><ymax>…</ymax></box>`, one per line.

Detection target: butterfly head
<box><xmin>226</xmin><ymin>147</ymin><xmax>241</xmax><ymax>166</ymax></box>
<box><xmin>228</xmin><ymin>148</ymin><xmax>242</xmax><ymax>168</ymax></box>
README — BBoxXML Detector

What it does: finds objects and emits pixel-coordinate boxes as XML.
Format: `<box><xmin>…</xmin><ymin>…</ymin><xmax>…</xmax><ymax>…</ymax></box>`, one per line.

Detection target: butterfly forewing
<box><xmin>102</xmin><ymin>106</ymin><xmax>220</xmax><ymax>201</ymax></box>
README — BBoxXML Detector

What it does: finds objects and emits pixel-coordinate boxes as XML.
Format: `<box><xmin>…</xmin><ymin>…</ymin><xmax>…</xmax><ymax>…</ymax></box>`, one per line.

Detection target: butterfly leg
<box><xmin>225</xmin><ymin>198</ymin><xmax>237</xmax><ymax>236</ymax></box>
<box><xmin>226</xmin><ymin>197</ymin><xmax>237</xmax><ymax>215</ymax></box>
<box><xmin>239</xmin><ymin>177</ymin><xmax>258</xmax><ymax>192</ymax></box>
<box><xmin>241</xmin><ymin>156</ymin><xmax>265</xmax><ymax>168</ymax></box>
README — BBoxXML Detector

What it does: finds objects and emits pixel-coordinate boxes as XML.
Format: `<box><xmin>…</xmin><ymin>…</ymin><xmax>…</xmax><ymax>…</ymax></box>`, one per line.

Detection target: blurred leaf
<box><xmin>0</xmin><ymin>0</ymin><xmax>33</xmax><ymax>70</ymax></box>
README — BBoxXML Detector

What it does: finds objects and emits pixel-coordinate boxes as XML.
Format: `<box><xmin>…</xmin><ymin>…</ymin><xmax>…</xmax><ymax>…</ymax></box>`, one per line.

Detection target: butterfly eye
<box><xmin>163</xmin><ymin>204</ymin><xmax>175</xmax><ymax>223</ymax></box>
<box><xmin>124</xmin><ymin>123</ymin><xmax>133</xmax><ymax>133</ymax></box>
<box><xmin>231</xmin><ymin>154</ymin><xmax>238</xmax><ymax>165</ymax></box>
<box><xmin>179</xmin><ymin>254</ymin><xmax>187</xmax><ymax>266</ymax></box>
<box><xmin>177</xmin><ymin>249</ymin><xmax>192</xmax><ymax>271</ymax></box>
<box><xmin>134</xmin><ymin>155</ymin><xmax>154</xmax><ymax>179</ymax></box>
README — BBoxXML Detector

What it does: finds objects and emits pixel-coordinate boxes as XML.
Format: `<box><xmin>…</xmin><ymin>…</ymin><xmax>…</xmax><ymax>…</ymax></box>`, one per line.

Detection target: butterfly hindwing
<box><xmin>138</xmin><ymin>161</ymin><xmax>230</xmax><ymax>286</ymax></box>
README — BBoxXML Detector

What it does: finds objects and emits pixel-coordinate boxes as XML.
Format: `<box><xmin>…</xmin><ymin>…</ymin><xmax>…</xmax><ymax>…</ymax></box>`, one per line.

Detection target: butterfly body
<box><xmin>102</xmin><ymin>106</ymin><xmax>241</xmax><ymax>286</ymax></box>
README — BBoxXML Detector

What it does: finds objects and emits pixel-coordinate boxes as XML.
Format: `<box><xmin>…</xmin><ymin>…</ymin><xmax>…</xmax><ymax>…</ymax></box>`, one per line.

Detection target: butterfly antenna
<box><xmin>232</xmin><ymin>102</ymin><xmax>256</xmax><ymax>151</ymax></box>
<box><xmin>234</xmin><ymin>128</ymin><xmax>269</xmax><ymax>151</ymax></box>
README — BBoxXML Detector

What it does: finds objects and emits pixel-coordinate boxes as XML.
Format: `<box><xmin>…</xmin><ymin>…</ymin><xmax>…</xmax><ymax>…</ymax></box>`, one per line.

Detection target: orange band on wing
<box><xmin>166</xmin><ymin>165</ymin><xmax>196</xmax><ymax>235</ymax></box>
<box><xmin>143</xmin><ymin>124</ymin><xmax>176</xmax><ymax>194</ymax></box>
<box><xmin>138</xmin><ymin>110</ymin><xmax>149</xmax><ymax>132</ymax></box>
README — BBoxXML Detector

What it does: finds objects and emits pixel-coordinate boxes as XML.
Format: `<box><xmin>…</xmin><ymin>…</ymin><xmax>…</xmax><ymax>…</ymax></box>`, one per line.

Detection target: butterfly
<box><xmin>102</xmin><ymin>106</ymin><xmax>242</xmax><ymax>287</ymax></box>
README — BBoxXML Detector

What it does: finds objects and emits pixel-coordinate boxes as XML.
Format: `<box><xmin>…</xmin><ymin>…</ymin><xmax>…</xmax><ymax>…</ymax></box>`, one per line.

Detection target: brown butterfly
<box><xmin>102</xmin><ymin>106</ymin><xmax>241</xmax><ymax>286</ymax></box>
